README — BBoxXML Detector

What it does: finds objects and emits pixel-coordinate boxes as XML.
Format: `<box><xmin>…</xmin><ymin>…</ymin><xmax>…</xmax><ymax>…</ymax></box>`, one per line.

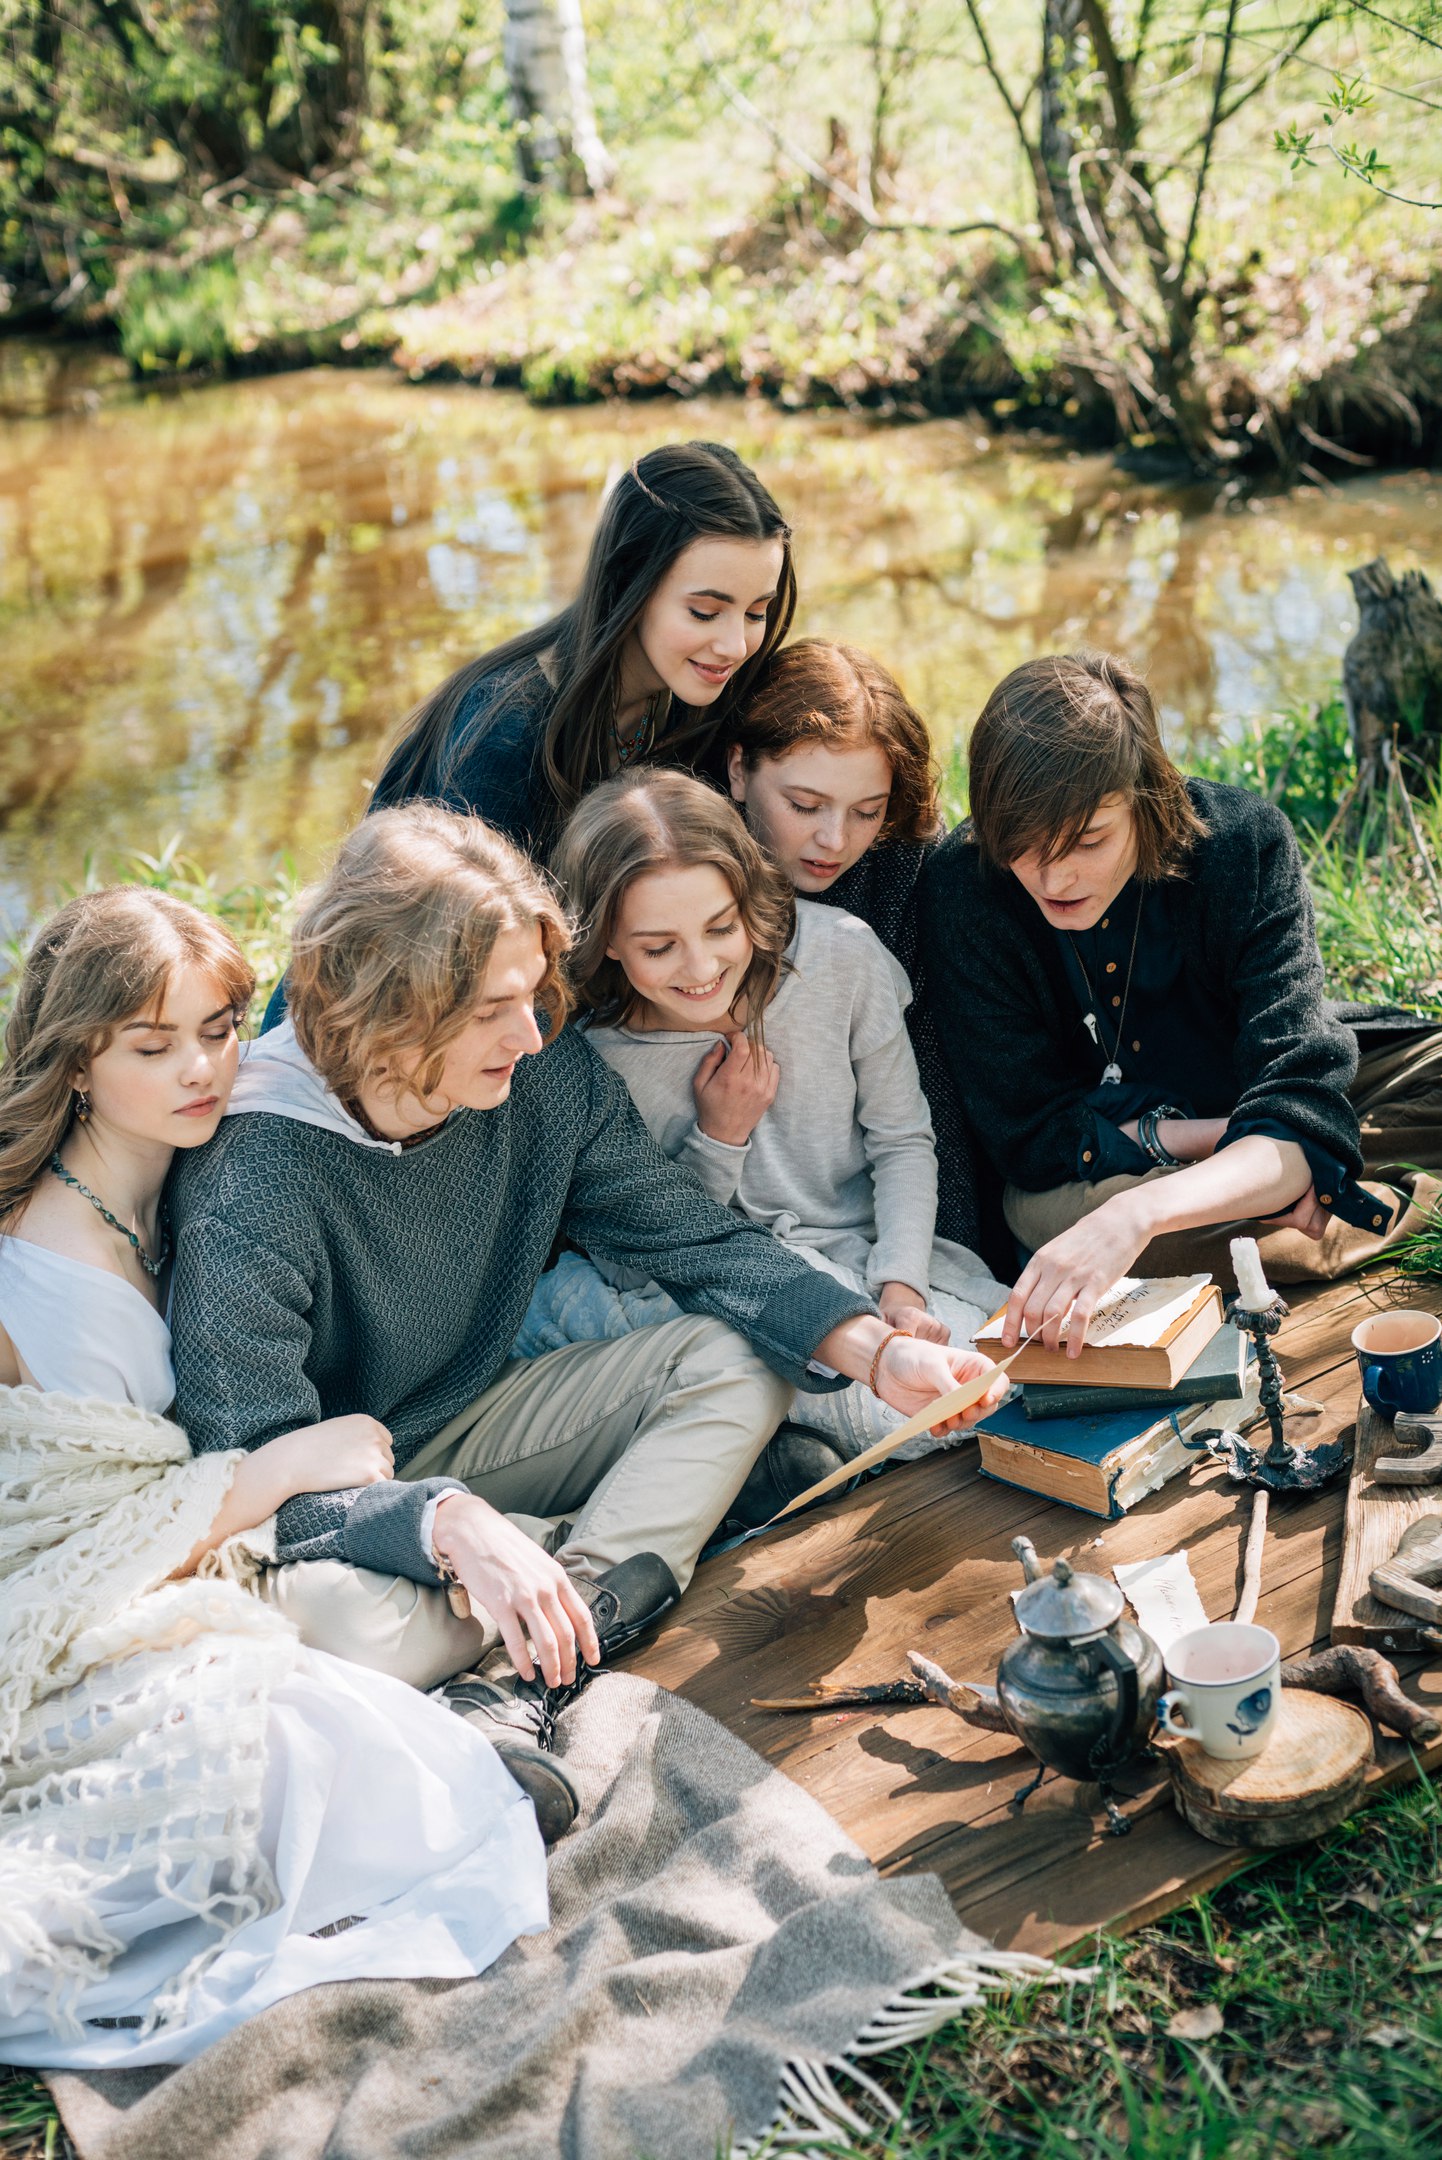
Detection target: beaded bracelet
<box><xmin>867</xmin><ymin>1327</ymin><xmax>911</xmax><ymax>1396</ymax></box>
<box><xmin>1137</xmin><ymin>1104</ymin><xmax>1185</xmax><ymax>1169</ymax></box>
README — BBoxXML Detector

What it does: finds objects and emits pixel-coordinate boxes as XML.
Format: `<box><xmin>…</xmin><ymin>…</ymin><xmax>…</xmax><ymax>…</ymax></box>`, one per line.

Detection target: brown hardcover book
<box><xmin>973</xmin><ymin>1275</ymin><xmax>1225</xmax><ymax>1391</ymax></box>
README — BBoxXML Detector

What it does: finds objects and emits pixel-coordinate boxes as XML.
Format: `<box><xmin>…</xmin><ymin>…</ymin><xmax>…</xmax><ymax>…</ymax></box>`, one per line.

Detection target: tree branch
<box><xmin>956</xmin><ymin>0</ymin><xmax>1028</xmax><ymax>132</ymax></box>
<box><xmin>958</xmin><ymin>0</ymin><xmax>1066</xmax><ymax>262</ymax></box>
<box><xmin>1151</xmin><ymin>12</ymin><xmax>1335</xmax><ymax>186</ymax></box>
<box><xmin>1176</xmin><ymin>0</ymin><xmax>1241</xmax><ymax>299</ymax></box>
<box><xmin>1346</xmin><ymin>0</ymin><xmax>1442</xmax><ymax>53</ymax></box>
<box><xmin>1328</xmin><ymin>135</ymin><xmax>1442</xmax><ymax>205</ymax></box>
<box><xmin>686</xmin><ymin>6</ymin><xmax>1043</xmax><ymax>262</ymax></box>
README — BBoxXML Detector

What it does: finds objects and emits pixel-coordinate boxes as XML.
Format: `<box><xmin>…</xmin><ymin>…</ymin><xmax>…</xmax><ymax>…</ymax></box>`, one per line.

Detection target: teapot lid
<box><xmin>1013</xmin><ymin>1554</ymin><xmax>1124</xmax><ymax>1642</ymax></box>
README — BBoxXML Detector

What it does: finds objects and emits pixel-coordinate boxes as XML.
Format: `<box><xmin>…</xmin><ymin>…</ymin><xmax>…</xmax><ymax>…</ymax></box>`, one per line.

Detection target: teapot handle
<box><xmin>1089</xmin><ymin>1632</ymin><xmax>1140</xmax><ymax>1775</ymax></box>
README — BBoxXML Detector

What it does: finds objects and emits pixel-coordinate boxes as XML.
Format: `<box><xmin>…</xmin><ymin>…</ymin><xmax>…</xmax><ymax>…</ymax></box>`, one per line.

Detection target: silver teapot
<box><xmin>997</xmin><ymin>1535</ymin><xmax>1165</xmax><ymax>1836</ymax></box>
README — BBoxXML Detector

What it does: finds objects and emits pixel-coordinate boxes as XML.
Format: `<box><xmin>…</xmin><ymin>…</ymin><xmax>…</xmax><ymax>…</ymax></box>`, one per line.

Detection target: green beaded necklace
<box><xmin>611</xmin><ymin>693</ymin><xmax>669</xmax><ymax>768</ymax></box>
<box><xmin>47</xmin><ymin>1153</ymin><xmax>170</xmax><ymax>1278</ymax></box>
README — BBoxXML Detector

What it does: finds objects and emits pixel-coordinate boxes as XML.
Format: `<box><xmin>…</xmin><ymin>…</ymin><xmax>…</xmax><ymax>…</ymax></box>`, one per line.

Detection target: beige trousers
<box><xmin>257</xmin><ymin>1314</ymin><xmax>791</xmax><ymax>1691</ymax></box>
<box><xmin>1003</xmin><ymin>1166</ymin><xmax>1428</xmax><ymax>1284</ymax></box>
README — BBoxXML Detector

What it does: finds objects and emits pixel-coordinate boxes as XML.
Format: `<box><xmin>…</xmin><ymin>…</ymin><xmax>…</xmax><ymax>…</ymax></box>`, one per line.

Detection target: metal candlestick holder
<box><xmin>1189</xmin><ymin>1296</ymin><xmax>1348</xmax><ymax>1492</ymax></box>
<box><xmin>1187</xmin><ymin>1295</ymin><xmax>1350</xmax><ymax>1627</ymax></box>
<box><xmin>1191</xmin><ymin>1287</ymin><xmax>1347</xmax><ymax>1494</ymax></box>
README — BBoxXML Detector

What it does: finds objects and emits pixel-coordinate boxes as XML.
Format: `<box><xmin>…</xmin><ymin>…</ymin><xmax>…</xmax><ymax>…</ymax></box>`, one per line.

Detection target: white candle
<box><xmin>1231</xmin><ymin>1236</ymin><xmax>1277</xmax><ymax>1313</ymax></box>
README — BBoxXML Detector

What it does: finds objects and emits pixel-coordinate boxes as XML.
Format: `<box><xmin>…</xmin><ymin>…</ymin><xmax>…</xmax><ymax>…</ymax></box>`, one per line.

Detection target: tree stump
<box><xmin>1167</xmin><ymin>1690</ymin><xmax>1372</xmax><ymax>1848</ymax></box>
<box><xmin>1344</xmin><ymin>558</ymin><xmax>1442</xmax><ymax>794</ymax></box>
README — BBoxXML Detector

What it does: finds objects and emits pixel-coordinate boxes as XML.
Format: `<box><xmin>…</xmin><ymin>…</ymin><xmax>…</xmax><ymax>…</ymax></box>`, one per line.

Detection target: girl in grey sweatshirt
<box><xmin>515</xmin><ymin>771</ymin><xmax>1007</xmax><ymax>1460</ymax></box>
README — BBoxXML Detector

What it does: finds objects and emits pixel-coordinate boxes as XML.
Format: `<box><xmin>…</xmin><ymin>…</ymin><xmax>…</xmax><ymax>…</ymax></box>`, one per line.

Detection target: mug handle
<box><xmin>1370</xmin><ymin>1360</ymin><xmax>1406</xmax><ymax>1411</ymax></box>
<box><xmin>1157</xmin><ymin>1688</ymin><xmax>1202</xmax><ymax>1743</ymax></box>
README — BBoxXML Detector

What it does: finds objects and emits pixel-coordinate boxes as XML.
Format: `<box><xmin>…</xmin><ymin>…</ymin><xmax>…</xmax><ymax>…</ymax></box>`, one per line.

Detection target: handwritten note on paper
<box><xmin>975</xmin><ymin>1274</ymin><xmax>1211</xmax><ymax>1350</ymax></box>
<box><xmin>1114</xmin><ymin>1551</ymin><xmax>1209</xmax><ymax>1654</ymax></box>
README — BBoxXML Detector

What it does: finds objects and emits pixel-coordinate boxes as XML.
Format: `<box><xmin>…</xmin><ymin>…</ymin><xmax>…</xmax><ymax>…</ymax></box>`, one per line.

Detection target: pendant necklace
<box><xmin>612</xmin><ymin>692</ymin><xmax>669</xmax><ymax>769</ymax></box>
<box><xmin>47</xmin><ymin>1153</ymin><xmax>170</xmax><ymax>1278</ymax></box>
<box><xmin>1069</xmin><ymin>890</ymin><xmax>1143</xmax><ymax>1086</ymax></box>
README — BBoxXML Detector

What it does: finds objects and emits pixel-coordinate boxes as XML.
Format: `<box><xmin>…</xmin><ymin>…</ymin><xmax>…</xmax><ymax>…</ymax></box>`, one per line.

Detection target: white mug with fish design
<box><xmin>1156</xmin><ymin>1622</ymin><xmax>1281</xmax><ymax>1761</ymax></box>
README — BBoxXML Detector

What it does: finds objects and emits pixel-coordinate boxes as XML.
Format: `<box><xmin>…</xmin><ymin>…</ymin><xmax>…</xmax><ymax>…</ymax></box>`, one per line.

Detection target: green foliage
<box><xmin>1189</xmin><ymin>699</ymin><xmax>1442</xmax><ymax>1013</ymax></box>
<box><xmin>119</xmin><ymin>256</ymin><xmax>241</xmax><ymax>371</ymax></box>
<box><xmin>0</xmin><ymin>838</ymin><xmax>301</xmax><ymax>1024</ymax></box>
<box><xmin>0</xmin><ymin>2065</ymin><xmax>57</xmax><ymax>2159</ymax></box>
<box><xmin>1396</xmin><ymin>1191</ymin><xmax>1442</xmax><ymax>1281</ymax></box>
<box><xmin>1189</xmin><ymin>696</ymin><xmax>1356</xmax><ymax>839</ymax></box>
<box><xmin>3</xmin><ymin>0</ymin><xmax>1440</xmax><ymax>455</ymax></box>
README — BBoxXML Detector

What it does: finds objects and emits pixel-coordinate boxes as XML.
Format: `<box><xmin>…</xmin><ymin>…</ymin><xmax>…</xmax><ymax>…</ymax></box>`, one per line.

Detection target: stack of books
<box><xmin>971</xmin><ymin>1275</ymin><xmax>1256</xmax><ymax>1519</ymax></box>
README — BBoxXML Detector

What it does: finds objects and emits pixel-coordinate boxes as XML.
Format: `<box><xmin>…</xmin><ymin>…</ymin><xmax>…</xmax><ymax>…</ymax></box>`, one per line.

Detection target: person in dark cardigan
<box><xmin>373</xmin><ymin>440</ymin><xmax>796</xmax><ymax>858</ymax></box>
<box><xmin>918</xmin><ymin>651</ymin><xmax>1399</xmax><ymax>1354</ymax></box>
<box><xmin>719</xmin><ymin>638</ymin><xmax>983</xmax><ymax>1252</ymax></box>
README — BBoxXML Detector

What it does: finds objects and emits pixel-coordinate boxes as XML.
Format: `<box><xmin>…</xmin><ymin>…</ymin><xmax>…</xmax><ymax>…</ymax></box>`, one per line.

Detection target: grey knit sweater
<box><xmin>167</xmin><ymin>1023</ymin><xmax>871</xmax><ymax>1583</ymax></box>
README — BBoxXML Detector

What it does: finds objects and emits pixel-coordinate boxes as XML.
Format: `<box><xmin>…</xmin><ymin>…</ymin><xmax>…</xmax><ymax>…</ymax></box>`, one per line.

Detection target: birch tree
<box><xmin>501</xmin><ymin>0</ymin><xmax>615</xmax><ymax>195</ymax></box>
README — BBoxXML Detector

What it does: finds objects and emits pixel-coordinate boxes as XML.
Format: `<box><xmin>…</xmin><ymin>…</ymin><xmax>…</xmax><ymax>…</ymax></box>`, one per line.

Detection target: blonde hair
<box><xmin>287</xmin><ymin>803</ymin><xmax>572</xmax><ymax>1103</ymax></box>
<box><xmin>0</xmin><ymin>888</ymin><xmax>255</xmax><ymax>1227</ymax></box>
<box><xmin>552</xmin><ymin>770</ymin><xmax>794</xmax><ymax>1048</ymax></box>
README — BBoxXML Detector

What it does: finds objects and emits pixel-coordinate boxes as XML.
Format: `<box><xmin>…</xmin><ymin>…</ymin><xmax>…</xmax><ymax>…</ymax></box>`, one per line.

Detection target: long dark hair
<box><xmin>375</xmin><ymin>442</ymin><xmax>796</xmax><ymax>838</ymax></box>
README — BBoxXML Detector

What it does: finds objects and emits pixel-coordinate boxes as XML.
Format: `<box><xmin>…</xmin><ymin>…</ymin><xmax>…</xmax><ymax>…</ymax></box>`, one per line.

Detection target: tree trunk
<box><xmin>1039</xmin><ymin>0</ymin><xmax>1086</xmax><ymax>259</ymax></box>
<box><xmin>502</xmin><ymin>0</ymin><xmax>615</xmax><ymax>196</ymax></box>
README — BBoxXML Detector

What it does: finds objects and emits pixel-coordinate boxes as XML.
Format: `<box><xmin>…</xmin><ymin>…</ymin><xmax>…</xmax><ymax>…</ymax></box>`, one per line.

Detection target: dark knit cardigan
<box><xmin>817</xmin><ymin>840</ymin><xmax>982</xmax><ymax>1251</ymax></box>
<box><xmin>917</xmin><ymin>778</ymin><xmax>1365</xmax><ymax>1201</ymax></box>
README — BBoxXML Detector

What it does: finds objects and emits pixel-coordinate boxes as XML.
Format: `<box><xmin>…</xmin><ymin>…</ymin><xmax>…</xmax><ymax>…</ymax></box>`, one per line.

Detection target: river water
<box><xmin>1</xmin><ymin>353</ymin><xmax>1438</xmax><ymax>937</ymax></box>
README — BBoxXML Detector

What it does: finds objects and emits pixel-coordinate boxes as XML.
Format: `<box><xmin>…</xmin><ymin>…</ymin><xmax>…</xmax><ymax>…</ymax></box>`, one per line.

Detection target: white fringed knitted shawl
<box><xmin>0</xmin><ymin>1385</ymin><xmax>300</xmax><ymax>2038</ymax></box>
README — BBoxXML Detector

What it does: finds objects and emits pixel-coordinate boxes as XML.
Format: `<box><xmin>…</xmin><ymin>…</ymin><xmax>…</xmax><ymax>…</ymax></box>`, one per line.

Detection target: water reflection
<box><xmin>0</xmin><ymin>362</ymin><xmax>1437</xmax><ymax>935</ymax></box>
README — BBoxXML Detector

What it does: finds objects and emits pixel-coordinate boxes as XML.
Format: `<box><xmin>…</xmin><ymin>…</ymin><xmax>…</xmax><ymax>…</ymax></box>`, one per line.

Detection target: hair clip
<box><xmin>628</xmin><ymin>457</ymin><xmax>682</xmax><ymax>513</ymax></box>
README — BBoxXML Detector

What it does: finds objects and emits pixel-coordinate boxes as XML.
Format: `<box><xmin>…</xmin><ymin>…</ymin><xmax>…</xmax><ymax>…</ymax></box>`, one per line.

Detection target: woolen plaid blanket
<box><xmin>51</xmin><ymin>1672</ymin><xmax>1084</xmax><ymax>2159</ymax></box>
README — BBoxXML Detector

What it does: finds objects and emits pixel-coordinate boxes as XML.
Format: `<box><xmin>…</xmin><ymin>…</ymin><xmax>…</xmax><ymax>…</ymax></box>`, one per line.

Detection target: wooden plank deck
<box><xmin>622</xmin><ymin>1268</ymin><xmax>1442</xmax><ymax>1958</ymax></box>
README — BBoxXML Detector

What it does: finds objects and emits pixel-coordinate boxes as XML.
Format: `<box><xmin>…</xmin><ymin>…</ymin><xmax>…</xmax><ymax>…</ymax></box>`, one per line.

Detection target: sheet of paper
<box><xmin>974</xmin><ymin>1274</ymin><xmax>1212</xmax><ymax>1350</ymax></box>
<box><xmin>766</xmin><ymin>1347</ymin><xmax>1026</xmax><ymax>1524</ymax></box>
<box><xmin>1113</xmin><ymin>1551</ymin><xmax>1209</xmax><ymax>1654</ymax></box>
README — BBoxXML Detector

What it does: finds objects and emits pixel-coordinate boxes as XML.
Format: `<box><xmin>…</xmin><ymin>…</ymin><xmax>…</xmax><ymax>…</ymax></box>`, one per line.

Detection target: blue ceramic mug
<box><xmin>1351</xmin><ymin>1309</ymin><xmax>1442</xmax><ymax>1417</ymax></box>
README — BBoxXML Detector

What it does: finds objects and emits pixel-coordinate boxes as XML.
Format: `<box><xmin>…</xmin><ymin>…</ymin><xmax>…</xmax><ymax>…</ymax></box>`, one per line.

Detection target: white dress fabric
<box><xmin>0</xmin><ymin>1242</ymin><xmax>549</xmax><ymax>2071</ymax></box>
<box><xmin>0</xmin><ymin>1238</ymin><xmax>174</xmax><ymax>1413</ymax></box>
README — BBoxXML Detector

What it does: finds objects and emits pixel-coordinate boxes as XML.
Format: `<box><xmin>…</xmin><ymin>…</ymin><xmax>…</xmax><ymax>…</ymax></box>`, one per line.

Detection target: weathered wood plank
<box><xmin>1333</xmin><ymin>1398</ymin><xmax>1442</xmax><ymax>1648</ymax></box>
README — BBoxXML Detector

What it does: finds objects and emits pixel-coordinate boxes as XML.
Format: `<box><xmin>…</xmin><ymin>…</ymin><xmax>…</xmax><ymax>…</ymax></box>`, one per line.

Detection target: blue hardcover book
<box><xmin>975</xmin><ymin>1389</ymin><xmax>1242</xmax><ymax>1519</ymax></box>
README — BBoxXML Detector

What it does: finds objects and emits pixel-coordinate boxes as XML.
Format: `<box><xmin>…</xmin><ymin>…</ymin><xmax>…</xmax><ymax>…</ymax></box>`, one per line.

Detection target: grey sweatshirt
<box><xmin>167</xmin><ymin>1017</ymin><xmax>872</xmax><ymax>1583</ymax></box>
<box><xmin>587</xmin><ymin>902</ymin><xmax>1001</xmax><ymax>1306</ymax></box>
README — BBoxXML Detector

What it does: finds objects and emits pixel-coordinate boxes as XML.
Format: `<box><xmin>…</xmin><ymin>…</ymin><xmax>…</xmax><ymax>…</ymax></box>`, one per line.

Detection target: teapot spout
<box><xmin>1012</xmin><ymin>1534</ymin><xmax>1043</xmax><ymax>1584</ymax></box>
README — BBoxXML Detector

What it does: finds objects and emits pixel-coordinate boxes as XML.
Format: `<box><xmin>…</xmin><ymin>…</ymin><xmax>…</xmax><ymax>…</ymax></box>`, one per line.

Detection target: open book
<box><xmin>973</xmin><ymin>1275</ymin><xmax>1225</xmax><ymax>1391</ymax></box>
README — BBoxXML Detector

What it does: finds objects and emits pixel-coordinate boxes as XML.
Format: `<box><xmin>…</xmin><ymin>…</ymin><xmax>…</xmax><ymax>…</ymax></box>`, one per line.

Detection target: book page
<box><xmin>975</xmin><ymin>1274</ymin><xmax>1212</xmax><ymax>1350</ymax></box>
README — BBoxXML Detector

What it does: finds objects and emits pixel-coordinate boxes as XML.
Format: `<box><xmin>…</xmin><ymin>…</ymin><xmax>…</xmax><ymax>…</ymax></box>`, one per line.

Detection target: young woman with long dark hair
<box><xmin>373</xmin><ymin>440</ymin><xmax>796</xmax><ymax>857</ymax></box>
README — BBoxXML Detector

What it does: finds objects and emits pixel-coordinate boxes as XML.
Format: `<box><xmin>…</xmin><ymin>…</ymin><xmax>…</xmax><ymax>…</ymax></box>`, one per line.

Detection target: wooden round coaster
<box><xmin>1168</xmin><ymin>1689</ymin><xmax>1373</xmax><ymax>1849</ymax></box>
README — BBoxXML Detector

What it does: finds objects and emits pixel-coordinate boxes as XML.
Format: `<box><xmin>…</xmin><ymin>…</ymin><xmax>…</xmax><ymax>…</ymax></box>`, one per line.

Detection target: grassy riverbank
<box><xmin>11</xmin><ymin>4</ymin><xmax>1442</xmax><ymax>468</ymax></box>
